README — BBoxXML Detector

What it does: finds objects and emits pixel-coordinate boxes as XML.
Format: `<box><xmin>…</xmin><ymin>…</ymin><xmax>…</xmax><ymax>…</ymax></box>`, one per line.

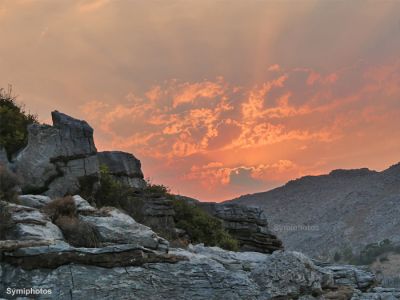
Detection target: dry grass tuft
<box><xmin>0</xmin><ymin>202</ymin><xmax>13</xmax><ymax>239</ymax></box>
<box><xmin>55</xmin><ymin>216</ymin><xmax>100</xmax><ymax>248</ymax></box>
<box><xmin>44</xmin><ymin>196</ymin><xmax>77</xmax><ymax>221</ymax></box>
<box><xmin>0</xmin><ymin>165</ymin><xmax>19</xmax><ymax>203</ymax></box>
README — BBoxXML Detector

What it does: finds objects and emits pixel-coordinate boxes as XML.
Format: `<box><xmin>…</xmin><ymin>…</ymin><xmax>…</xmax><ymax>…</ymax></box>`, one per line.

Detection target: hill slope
<box><xmin>228</xmin><ymin>163</ymin><xmax>400</xmax><ymax>260</ymax></box>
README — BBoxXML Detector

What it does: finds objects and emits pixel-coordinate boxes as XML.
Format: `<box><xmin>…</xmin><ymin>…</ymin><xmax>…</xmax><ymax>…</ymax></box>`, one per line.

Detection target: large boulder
<box><xmin>80</xmin><ymin>207</ymin><xmax>169</xmax><ymax>252</ymax></box>
<box><xmin>198</xmin><ymin>202</ymin><xmax>283</xmax><ymax>254</ymax></box>
<box><xmin>97</xmin><ymin>151</ymin><xmax>146</xmax><ymax>189</ymax></box>
<box><xmin>13</xmin><ymin>111</ymin><xmax>99</xmax><ymax>197</ymax></box>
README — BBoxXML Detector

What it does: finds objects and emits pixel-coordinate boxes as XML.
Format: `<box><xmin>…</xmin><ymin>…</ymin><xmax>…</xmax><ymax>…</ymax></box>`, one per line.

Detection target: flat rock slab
<box><xmin>2</xmin><ymin>241</ymin><xmax>184</xmax><ymax>270</ymax></box>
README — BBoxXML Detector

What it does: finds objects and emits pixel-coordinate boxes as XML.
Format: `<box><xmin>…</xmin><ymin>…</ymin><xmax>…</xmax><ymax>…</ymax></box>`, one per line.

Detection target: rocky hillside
<box><xmin>228</xmin><ymin>166</ymin><xmax>400</xmax><ymax>261</ymax></box>
<box><xmin>1</xmin><ymin>195</ymin><xmax>399</xmax><ymax>300</ymax></box>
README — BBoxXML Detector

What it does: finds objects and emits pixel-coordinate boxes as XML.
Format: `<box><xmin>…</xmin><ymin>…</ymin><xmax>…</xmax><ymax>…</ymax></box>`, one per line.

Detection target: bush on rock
<box><xmin>0</xmin><ymin>165</ymin><xmax>19</xmax><ymax>203</ymax></box>
<box><xmin>44</xmin><ymin>196</ymin><xmax>100</xmax><ymax>248</ymax></box>
<box><xmin>0</xmin><ymin>86</ymin><xmax>38</xmax><ymax>159</ymax></box>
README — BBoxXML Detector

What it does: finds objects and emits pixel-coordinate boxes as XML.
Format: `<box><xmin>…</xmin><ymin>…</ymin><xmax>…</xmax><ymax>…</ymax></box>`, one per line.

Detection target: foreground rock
<box><xmin>2</xmin><ymin>244</ymin><xmax>397</xmax><ymax>299</ymax></box>
<box><xmin>13</xmin><ymin>111</ymin><xmax>99</xmax><ymax>197</ymax></box>
<box><xmin>3</xmin><ymin>201</ymin><xmax>63</xmax><ymax>241</ymax></box>
<box><xmin>198</xmin><ymin>202</ymin><xmax>283</xmax><ymax>254</ymax></box>
<box><xmin>97</xmin><ymin>151</ymin><xmax>146</xmax><ymax>189</ymax></box>
<box><xmin>1</xmin><ymin>241</ymin><xmax>182</xmax><ymax>270</ymax></box>
<box><xmin>81</xmin><ymin>207</ymin><xmax>169</xmax><ymax>251</ymax></box>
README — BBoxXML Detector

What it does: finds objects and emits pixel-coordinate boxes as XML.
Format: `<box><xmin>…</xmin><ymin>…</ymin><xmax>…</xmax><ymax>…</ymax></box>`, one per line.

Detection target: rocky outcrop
<box><xmin>198</xmin><ymin>202</ymin><xmax>283</xmax><ymax>254</ymax></box>
<box><xmin>1</xmin><ymin>244</ymin><xmax>396</xmax><ymax>299</ymax></box>
<box><xmin>97</xmin><ymin>151</ymin><xmax>146</xmax><ymax>189</ymax></box>
<box><xmin>5</xmin><ymin>194</ymin><xmax>169</xmax><ymax>252</ymax></box>
<box><xmin>139</xmin><ymin>194</ymin><xmax>176</xmax><ymax>238</ymax></box>
<box><xmin>3</xmin><ymin>201</ymin><xmax>64</xmax><ymax>241</ymax></box>
<box><xmin>81</xmin><ymin>207</ymin><xmax>169</xmax><ymax>252</ymax></box>
<box><xmin>13</xmin><ymin>111</ymin><xmax>99</xmax><ymax>197</ymax></box>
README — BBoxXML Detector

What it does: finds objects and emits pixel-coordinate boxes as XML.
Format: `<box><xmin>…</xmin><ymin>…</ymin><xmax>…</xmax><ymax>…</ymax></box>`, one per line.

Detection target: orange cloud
<box><xmin>77</xmin><ymin>59</ymin><xmax>400</xmax><ymax>201</ymax></box>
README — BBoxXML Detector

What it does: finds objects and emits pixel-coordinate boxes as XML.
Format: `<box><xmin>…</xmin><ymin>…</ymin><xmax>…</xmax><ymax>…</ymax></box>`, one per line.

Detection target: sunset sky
<box><xmin>1</xmin><ymin>0</ymin><xmax>400</xmax><ymax>201</ymax></box>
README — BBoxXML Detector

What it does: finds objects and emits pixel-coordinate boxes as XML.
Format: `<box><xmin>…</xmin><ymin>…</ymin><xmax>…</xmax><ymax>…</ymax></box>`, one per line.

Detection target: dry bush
<box><xmin>44</xmin><ymin>196</ymin><xmax>77</xmax><ymax>221</ymax></box>
<box><xmin>55</xmin><ymin>216</ymin><xmax>100</xmax><ymax>248</ymax></box>
<box><xmin>0</xmin><ymin>165</ymin><xmax>19</xmax><ymax>202</ymax></box>
<box><xmin>44</xmin><ymin>197</ymin><xmax>100</xmax><ymax>247</ymax></box>
<box><xmin>0</xmin><ymin>202</ymin><xmax>13</xmax><ymax>239</ymax></box>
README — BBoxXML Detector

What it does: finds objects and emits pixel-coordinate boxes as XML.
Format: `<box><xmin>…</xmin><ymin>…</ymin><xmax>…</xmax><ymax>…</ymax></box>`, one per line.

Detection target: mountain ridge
<box><xmin>227</xmin><ymin>161</ymin><xmax>400</xmax><ymax>260</ymax></box>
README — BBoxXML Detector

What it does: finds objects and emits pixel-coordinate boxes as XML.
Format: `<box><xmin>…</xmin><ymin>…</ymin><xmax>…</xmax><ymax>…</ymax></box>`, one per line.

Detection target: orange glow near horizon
<box><xmin>1</xmin><ymin>1</ymin><xmax>400</xmax><ymax>201</ymax></box>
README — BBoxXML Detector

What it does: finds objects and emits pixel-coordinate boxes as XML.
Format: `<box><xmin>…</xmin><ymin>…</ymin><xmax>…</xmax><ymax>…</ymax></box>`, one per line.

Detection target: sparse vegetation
<box><xmin>92</xmin><ymin>165</ymin><xmax>135</xmax><ymax>207</ymax></box>
<box><xmin>85</xmin><ymin>168</ymin><xmax>239</xmax><ymax>251</ymax></box>
<box><xmin>0</xmin><ymin>165</ymin><xmax>20</xmax><ymax>202</ymax></box>
<box><xmin>0</xmin><ymin>86</ymin><xmax>38</xmax><ymax>159</ymax></box>
<box><xmin>172</xmin><ymin>198</ymin><xmax>239</xmax><ymax>251</ymax></box>
<box><xmin>335</xmin><ymin>239</ymin><xmax>400</xmax><ymax>265</ymax></box>
<box><xmin>44</xmin><ymin>196</ymin><xmax>100</xmax><ymax>248</ymax></box>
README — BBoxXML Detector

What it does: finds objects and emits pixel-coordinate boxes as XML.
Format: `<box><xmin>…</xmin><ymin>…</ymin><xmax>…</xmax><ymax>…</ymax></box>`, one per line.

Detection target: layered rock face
<box><xmin>139</xmin><ymin>194</ymin><xmax>176</xmax><ymax>237</ymax></box>
<box><xmin>97</xmin><ymin>151</ymin><xmax>146</xmax><ymax>189</ymax></box>
<box><xmin>13</xmin><ymin>111</ymin><xmax>99</xmax><ymax>197</ymax></box>
<box><xmin>2</xmin><ymin>242</ymin><xmax>397</xmax><ymax>299</ymax></box>
<box><xmin>198</xmin><ymin>202</ymin><xmax>283</xmax><ymax>254</ymax></box>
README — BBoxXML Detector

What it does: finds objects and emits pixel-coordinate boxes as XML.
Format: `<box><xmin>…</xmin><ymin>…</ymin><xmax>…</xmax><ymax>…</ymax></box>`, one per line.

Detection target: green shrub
<box><xmin>94</xmin><ymin>165</ymin><xmax>135</xmax><ymax>206</ymax></box>
<box><xmin>172</xmin><ymin>199</ymin><xmax>239</xmax><ymax>251</ymax></box>
<box><xmin>0</xmin><ymin>165</ymin><xmax>19</xmax><ymax>202</ymax></box>
<box><xmin>0</xmin><ymin>86</ymin><xmax>38</xmax><ymax>159</ymax></box>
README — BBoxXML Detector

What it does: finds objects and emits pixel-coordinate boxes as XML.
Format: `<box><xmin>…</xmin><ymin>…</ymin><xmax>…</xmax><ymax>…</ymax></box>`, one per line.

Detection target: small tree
<box><xmin>0</xmin><ymin>86</ymin><xmax>38</xmax><ymax>159</ymax></box>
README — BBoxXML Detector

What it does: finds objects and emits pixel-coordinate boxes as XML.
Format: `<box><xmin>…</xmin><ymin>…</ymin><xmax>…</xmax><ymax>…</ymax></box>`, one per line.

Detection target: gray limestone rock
<box><xmin>3</xmin><ymin>202</ymin><xmax>63</xmax><ymax>241</ymax></box>
<box><xmin>1</xmin><ymin>245</ymin><xmax>393</xmax><ymax>300</ymax></box>
<box><xmin>13</xmin><ymin>111</ymin><xmax>99</xmax><ymax>197</ymax></box>
<box><xmin>198</xmin><ymin>202</ymin><xmax>283</xmax><ymax>254</ymax></box>
<box><xmin>80</xmin><ymin>207</ymin><xmax>169</xmax><ymax>251</ymax></box>
<box><xmin>97</xmin><ymin>151</ymin><xmax>146</xmax><ymax>189</ymax></box>
<box><xmin>17</xmin><ymin>195</ymin><xmax>52</xmax><ymax>209</ymax></box>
